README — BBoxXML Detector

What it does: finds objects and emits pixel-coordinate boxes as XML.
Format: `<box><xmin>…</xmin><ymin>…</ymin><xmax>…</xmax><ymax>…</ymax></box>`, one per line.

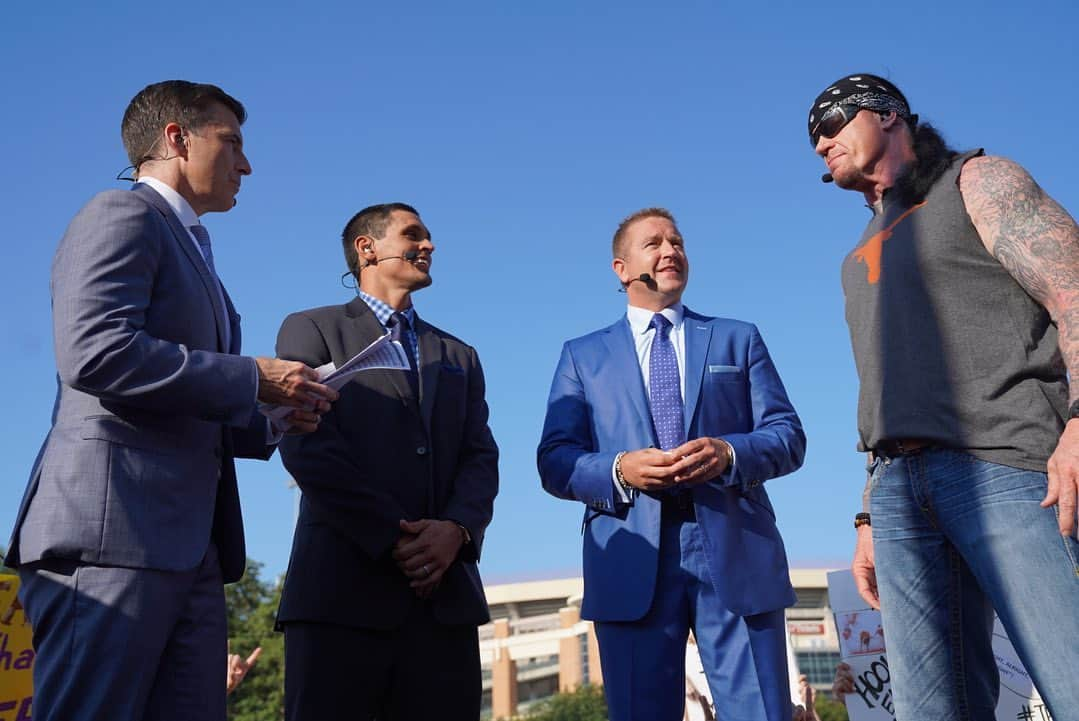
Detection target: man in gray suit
<box><xmin>6</xmin><ymin>80</ymin><xmax>337</xmax><ymax>721</ymax></box>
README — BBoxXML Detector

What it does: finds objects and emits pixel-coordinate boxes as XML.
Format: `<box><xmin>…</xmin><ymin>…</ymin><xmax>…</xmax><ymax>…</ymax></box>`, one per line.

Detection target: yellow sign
<box><xmin>0</xmin><ymin>574</ymin><xmax>33</xmax><ymax>721</ymax></box>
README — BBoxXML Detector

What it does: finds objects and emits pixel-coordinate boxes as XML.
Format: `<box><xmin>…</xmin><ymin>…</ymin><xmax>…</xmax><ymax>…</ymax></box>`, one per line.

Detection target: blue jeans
<box><xmin>870</xmin><ymin>448</ymin><xmax>1079</xmax><ymax>721</ymax></box>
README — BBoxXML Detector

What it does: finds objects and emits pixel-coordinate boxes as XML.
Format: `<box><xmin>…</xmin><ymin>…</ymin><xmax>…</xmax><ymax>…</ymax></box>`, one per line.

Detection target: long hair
<box><xmin>891</xmin><ymin>122</ymin><xmax>959</xmax><ymax>205</ymax></box>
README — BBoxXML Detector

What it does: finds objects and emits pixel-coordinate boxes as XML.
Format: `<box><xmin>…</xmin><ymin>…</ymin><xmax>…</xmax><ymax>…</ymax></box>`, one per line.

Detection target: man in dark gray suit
<box><xmin>7</xmin><ymin>80</ymin><xmax>337</xmax><ymax>721</ymax></box>
<box><xmin>275</xmin><ymin>203</ymin><xmax>498</xmax><ymax>721</ymax></box>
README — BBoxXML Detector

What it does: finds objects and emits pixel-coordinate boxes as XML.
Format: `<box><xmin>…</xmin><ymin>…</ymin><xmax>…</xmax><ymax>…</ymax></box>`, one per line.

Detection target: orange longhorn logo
<box><xmin>852</xmin><ymin>202</ymin><xmax>927</xmax><ymax>284</ymax></box>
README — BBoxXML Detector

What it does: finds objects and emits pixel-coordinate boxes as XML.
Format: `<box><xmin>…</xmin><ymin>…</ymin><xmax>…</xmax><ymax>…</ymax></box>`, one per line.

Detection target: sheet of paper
<box><xmin>262</xmin><ymin>332</ymin><xmax>410</xmax><ymax>422</ymax></box>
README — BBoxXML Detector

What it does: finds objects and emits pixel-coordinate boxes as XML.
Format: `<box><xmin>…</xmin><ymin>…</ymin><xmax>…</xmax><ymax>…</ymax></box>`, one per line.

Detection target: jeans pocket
<box><xmin>866</xmin><ymin>455</ymin><xmax>886</xmax><ymax>491</ymax></box>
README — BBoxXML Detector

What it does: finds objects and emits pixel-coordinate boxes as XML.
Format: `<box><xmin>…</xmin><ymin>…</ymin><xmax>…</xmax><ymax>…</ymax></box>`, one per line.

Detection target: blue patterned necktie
<box><xmin>189</xmin><ymin>224</ymin><xmax>217</xmax><ymax>276</ymax></box>
<box><xmin>188</xmin><ymin>224</ymin><xmax>230</xmax><ymax>350</ymax></box>
<box><xmin>388</xmin><ymin>311</ymin><xmax>420</xmax><ymax>397</ymax></box>
<box><xmin>649</xmin><ymin>313</ymin><xmax>685</xmax><ymax>450</ymax></box>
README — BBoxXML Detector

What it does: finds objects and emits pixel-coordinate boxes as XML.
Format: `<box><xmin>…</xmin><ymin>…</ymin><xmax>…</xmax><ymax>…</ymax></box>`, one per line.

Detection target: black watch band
<box><xmin>1069</xmin><ymin>399</ymin><xmax>1079</xmax><ymax>420</ymax></box>
<box><xmin>854</xmin><ymin>512</ymin><xmax>871</xmax><ymax>530</ymax></box>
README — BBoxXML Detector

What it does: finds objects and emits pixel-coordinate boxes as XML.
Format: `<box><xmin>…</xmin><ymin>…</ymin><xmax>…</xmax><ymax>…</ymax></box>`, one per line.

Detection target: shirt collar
<box><xmin>358</xmin><ymin>290</ymin><xmax>416</xmax><ymax>329</ymax></box>
<box><xmin>136</xmin><ymin>176</ymin><xmax>200</xmax><ymax>229</ymax></box>
<box><xmin>626</xmin><ymin>302</ymin><xmax>684</xmax><ymax>335</ymax></box>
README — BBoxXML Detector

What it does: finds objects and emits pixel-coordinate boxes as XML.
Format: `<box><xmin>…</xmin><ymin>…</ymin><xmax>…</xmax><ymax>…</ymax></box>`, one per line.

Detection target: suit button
<box><xmin>416</xmin><ymin>446</ymin><xmax>427</xmax><ymax>456</ymax></box>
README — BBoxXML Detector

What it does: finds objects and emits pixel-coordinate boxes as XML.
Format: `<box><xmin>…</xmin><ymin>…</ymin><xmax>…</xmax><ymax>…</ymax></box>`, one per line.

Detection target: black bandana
<box><xmin>808</xmin><ymin>74</ymin><xmax>917</xmax><ymax>143</ymax></box>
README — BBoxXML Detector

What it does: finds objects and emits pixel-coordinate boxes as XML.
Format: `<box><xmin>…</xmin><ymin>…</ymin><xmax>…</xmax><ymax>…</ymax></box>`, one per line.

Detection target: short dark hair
<box><xmin>121</xmin><ymin>80</ymin><xmax>247</xmax><ymax>171</ymax></box>
<box><xmin>612</xmin><ymin>207</ymin><xmax>678</xmax><ymax>257</ymax></box>
<box><xmin>341</xmin><ymin>203</ymin><xmax>421</xmax><ymax>281</ymax></box>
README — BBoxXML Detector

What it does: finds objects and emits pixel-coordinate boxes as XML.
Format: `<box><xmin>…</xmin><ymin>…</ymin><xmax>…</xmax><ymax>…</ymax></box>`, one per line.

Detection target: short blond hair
<box><xmin>612</xmin><ymin>207</ymin><xmax>678</xmax><ymax>257</ymax></box>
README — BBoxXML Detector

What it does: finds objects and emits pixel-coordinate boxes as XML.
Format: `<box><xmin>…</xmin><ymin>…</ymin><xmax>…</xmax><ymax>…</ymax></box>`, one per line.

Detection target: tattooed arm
<box><xmin>961</xmin><ymin>154</ymin><xmax>1079</xmax><ymax>535</ymax></box>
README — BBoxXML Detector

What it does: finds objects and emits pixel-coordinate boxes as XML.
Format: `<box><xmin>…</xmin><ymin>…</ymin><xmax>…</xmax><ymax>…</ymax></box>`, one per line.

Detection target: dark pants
<box><xmin>284</xmin><ymin>604</ymin><xmax>481</xmax><ymax>721</ymax></box>
<box><xmin>18</xmin><ymin>544</ymin><xmax>227</xmax><ymax>721</ymax></box>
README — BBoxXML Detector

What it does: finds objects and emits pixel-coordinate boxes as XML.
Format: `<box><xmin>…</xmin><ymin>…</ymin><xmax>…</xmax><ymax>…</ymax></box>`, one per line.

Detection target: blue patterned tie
<box><xmin>189</xmin><ymin>224</ymin><xmax>217</xmax><ymax>276</ymax></box>
<box><xmin>649</xmin><ymin>313</ymin><xmax>685</xmax><ymax>450</ymax></box>
<box><xmin>188</xmin><ymin>224</ymin><xmax>230</xmax><ymax>350</ymax></box>
<box><xmin>388</xmin><ymin>311</ymin><xmax>420</xmax><ymax>397</ymax></box>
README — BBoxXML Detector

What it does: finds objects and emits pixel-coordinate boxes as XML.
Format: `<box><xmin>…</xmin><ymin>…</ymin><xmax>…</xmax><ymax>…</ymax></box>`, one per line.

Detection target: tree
<box><xmin>813</xmin><ymin>694</ymin><xmax>849</xmax><ymax>721</ymax></box>
<box><xmin>226</xmin><ymin>558</ymin><xmax>285</xmax><ymax>720</ymax></box>
<box><xmin>521</xmin><ymin>684</ymin><xmax>608</xmax><ymax>721</ymax></box>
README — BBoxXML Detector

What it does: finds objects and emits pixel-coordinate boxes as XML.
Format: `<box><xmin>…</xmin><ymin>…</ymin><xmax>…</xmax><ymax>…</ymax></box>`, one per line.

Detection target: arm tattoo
<box><xmin>961</xmin><ymin>155</ymin><xmax>1079</xmax><ymax>399</ymax></box>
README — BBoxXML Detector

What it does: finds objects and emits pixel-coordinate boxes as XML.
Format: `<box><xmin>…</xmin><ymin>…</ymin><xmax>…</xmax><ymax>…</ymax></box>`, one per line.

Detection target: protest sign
<box><xmin>826</xmin><ymin>570</ymin><xmax>1048</xmax><ymax>721</ymax></box>
<box><xmin>0</xmin><ymin>574</ymin><xmax>32</xmax><ymax>721</ymax></box>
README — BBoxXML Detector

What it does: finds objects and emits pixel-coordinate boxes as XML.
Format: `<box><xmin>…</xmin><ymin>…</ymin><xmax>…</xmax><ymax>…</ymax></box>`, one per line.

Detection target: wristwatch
<box><xmin>854</xmin><ymin>512</ymin><xmax>871</xmax><ymax>530</ymax></box>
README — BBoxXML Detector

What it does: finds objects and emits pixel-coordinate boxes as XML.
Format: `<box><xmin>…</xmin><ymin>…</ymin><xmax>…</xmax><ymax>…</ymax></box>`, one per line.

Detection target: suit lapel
<box><xmin>345</xmin><ymin>298</ymin><xmax>417</xmax><ymax>409</ymax></box>
<box><xmin>602</xmin><ymin>317</ymin><xmax>655</xmax><ymax>443</ymax></box>
<box><xmin>132</xmin><ymin>183</ymin><xmax>230</xmax><ymax>352</ymax></box>
<box><xmin>682</xmin><ymin>308</ymin><xmax>712</xmax><ymax>430</ymax></box>
<box><xmin>415</xmin><ymin>316</ymin><xmax>442</xmax><ymax>437</ymax></box>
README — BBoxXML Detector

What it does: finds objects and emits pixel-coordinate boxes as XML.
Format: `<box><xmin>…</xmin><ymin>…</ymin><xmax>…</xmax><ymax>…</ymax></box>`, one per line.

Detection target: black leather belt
<box><xmin>660</xmin><ymin>491</ymin><xmax>696</xmax><ymax>521</ymax></box>
<box><xmin>873</xmin><ymin>438</ymin><xmax>933</xmax><ymax>459</ymax></box>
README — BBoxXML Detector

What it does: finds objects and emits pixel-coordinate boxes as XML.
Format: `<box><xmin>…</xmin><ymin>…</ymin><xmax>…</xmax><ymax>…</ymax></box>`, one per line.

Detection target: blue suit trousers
<box><xmin>594</xmin><ymin>508</ymin><xmax>790</xmax><ymax>721</ymax></box>
<box><xmin>18</xmin><ymin>544</ymin><xmax>227</xmax><ymax>721</ymax></box>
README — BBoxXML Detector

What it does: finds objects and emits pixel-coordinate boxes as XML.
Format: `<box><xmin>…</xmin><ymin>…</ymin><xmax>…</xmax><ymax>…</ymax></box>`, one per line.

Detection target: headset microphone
<box><xmin>363</xmin><ymin>250</ymin><xmax>421</xmax><ymax>268</ymax></box>
<box><xmin>821</xmin><ymin>173</ymin><xmax>834</xmax><ymax>183</ymax></box>
<box><xmin>617</xmin><ymin>273</ymin><xmax>655</xmax><ymax>293</ymax></box>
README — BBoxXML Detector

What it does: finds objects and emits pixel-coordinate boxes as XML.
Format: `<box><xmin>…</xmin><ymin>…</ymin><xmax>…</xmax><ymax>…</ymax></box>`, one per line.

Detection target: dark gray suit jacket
<box><xmin>8</xmin><ymin>183</ymin><xmax>272</xmax><ymax>583</ymax></box>
<box><xmin>275</xmin><ymin>298</ymin><xmax>498</xmax><ymax>629</ymax></box>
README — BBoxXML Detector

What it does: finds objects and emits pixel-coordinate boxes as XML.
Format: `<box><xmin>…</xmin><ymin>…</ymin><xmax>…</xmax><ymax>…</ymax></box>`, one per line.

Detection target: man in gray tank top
<box><xmin>808</xmin><ymin>73</ymin><xmax>1079</xmax><ymax>720</ymax></box>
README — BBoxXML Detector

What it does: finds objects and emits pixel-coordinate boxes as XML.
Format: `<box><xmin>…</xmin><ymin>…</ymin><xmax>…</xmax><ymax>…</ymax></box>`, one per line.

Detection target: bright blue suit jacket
<box><xmin>537</xmin><ymin>308</ymin><xmax>805</xmax><ymax>620</ymax></box>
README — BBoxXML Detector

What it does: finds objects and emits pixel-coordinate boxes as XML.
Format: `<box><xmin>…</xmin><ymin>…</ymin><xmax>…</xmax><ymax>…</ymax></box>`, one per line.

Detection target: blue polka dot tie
<box><xmin>649</xmin><ymin>314</ymin><xmax>685</xmax><ymax>451</ymax></box>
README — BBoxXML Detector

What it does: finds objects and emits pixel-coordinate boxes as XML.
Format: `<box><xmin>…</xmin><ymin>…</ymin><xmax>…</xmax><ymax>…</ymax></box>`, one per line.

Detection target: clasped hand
<box><xmin>391</xmin><ymin>519</ymin><xmax>465</xmax><ymax>599</ymax></box>
<box><xmin>618</xmin><ymin>438</ymin><xmax>731</xmax><ymax>491</ymax></box>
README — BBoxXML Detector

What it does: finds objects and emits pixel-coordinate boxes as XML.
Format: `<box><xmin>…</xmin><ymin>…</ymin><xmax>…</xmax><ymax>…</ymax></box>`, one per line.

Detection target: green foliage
<box><xmin>225</xmin><ymin>558</ymin><xmax>285</xmax><ymax>721</ymax></box>
<box><xmin>0</xmin><ymin>546</ymin><xmax>14</xmax><ymax>574</ymax></box>
<box><xmin>520</xmin><ymin>684</ymin><xmax>608</xmax><ymax>721</ymax></box>
<box><xmin>813</xmin><ymin>693</ymin><xmax>849</xmax><ymax>721</ymax></box>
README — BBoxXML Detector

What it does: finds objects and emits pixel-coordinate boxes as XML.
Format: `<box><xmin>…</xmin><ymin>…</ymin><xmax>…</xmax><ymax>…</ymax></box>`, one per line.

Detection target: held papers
<box><xmin>262</xmin><ymin>331</ymin><xmax>410</xmax><ymax>422</ymax></box>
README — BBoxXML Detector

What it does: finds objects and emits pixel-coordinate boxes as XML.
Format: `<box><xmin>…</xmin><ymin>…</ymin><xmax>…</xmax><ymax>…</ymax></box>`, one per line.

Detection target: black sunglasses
<box><xmin>809</xmin><ymin>104</ymin><xmax>863</xmax><ymax>147</ymax></box>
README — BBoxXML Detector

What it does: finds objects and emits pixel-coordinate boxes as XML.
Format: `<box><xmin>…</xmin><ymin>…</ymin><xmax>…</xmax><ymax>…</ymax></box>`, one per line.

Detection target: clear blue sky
<box><xmin>3</xmin><ymin>1</ymin><xmax>1078</xmax><ymax>584</ymax></box>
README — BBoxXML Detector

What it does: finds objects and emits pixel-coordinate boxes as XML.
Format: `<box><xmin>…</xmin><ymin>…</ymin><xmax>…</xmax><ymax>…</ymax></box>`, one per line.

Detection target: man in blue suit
<box><xmin>6</xmin><ymin>80</ymin><xmax>335</xmax><ymax>721</ymax></box>
<box><xmin>538</xmin><ymin>207</ymin><xmax>805</xmax><ymax>721</ymax></box>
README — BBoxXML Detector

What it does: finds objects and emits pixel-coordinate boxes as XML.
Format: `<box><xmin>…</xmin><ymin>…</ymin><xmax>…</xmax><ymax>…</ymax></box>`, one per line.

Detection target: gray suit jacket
<box><xmin>8</xmin><ymin>183</ymin><xmax>271</xmax><ymax>583</ymax></box>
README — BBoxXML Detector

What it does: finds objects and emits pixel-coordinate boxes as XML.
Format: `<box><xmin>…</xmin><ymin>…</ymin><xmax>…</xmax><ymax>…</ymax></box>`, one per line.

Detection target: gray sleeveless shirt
<box><xmin>841</xmin><ymin>149</ymin><xmax>1067</xmax><ymax>471</ymax></box>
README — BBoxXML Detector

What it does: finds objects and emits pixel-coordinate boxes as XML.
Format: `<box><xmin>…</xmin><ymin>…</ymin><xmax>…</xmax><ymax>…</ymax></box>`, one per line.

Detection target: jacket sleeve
<box><xmin>537</xmin><ymin>342</ymin><xmax>621</xmax><ymax>512</ymax></box>
<box><xmin>52</xmin><ymin>191</ymin><xmax>257</xmax><ymax>427</ymax></box>
<box><xmin>440</xmin><ymin>347</ymin><xmax>499</xmax><ymax>562</ymax></box>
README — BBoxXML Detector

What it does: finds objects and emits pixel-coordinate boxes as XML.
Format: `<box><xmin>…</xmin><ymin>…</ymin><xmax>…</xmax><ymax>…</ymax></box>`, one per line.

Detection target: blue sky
<box><xmin>3</xmin><ymin>1</ymin><xmax>1078</xmax><ymax>583</ymax></box>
